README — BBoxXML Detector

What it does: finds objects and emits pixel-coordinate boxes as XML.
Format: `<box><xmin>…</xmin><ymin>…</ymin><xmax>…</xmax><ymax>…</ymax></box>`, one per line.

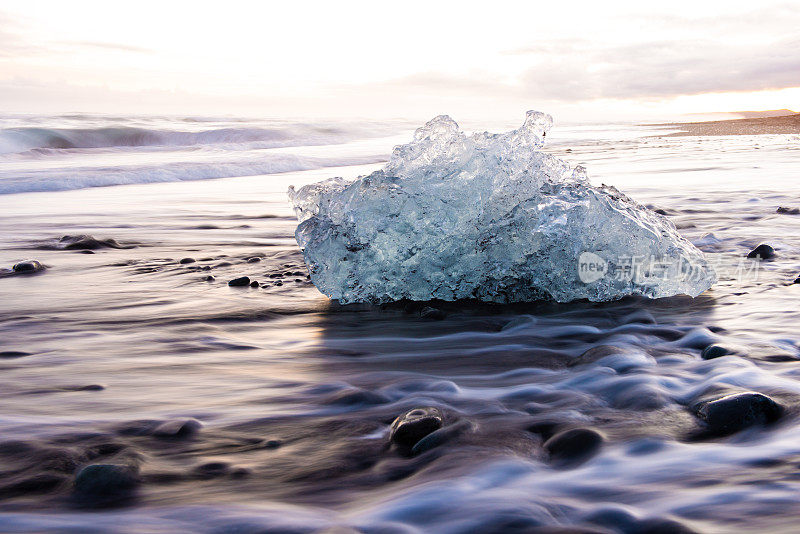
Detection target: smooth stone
<box><xmin>390</xmin><ymin>407</ymin><xmax>443</xmax><ymax>447</ymax></box>
<box><xmin>544</xmin><ymin>428</ymin><xmax>604</xmax><ymax>465</ymax></box>
<box><xmin>204</xmin><ymin>275</ymin><xmax>215</xmax><ymax>282</ymax></box>
<box><xmin>249</xmin><ymin>280</ymin><xmax>259</xmax><ymax>288</ymax></box>
<box><xmin>420</xmin><ymin>306</ymin><xmax>446</xmax><ymax>320</ymax></box>
<box><xmin>411</xmin><ymin>419</ymin><xmax>474</xmax><ymax>455</ymax></box>
<box><xmin>0</xmin><ymin>351</ymin><xmax>31</xmax><ymax>359</ymax></box>
<box><xmin>793</xmin><ymin>276</ymin><xmax>800</xmax><ymax>285</ymax></box>
<box><xmin>74</xmin><ymin>464</ymin><xmax>139</xmax><ymax>497</ymax></box>
<box><xmin>74</xmin><ymin>384</ymin><xmax>105</xmax><ymax>391</ymax></box>
<box><xmin>701</xmin><ymin>345</ymin><xmax>733</xmax><ymax>360</ymax></box>
<box><xmin>179</xmin><ymin>258</ymin><xmax>196</xmax><ymax>264</ymax></box>
<box><xmin>152</xmin><ymin>419</ymin><xmax>202</xmax><ymax>438</ymax></box>
<box><xmin>193</xmin><ymin>462</ymin><xmax>230</xmax><ymax>478</ymax></box>
<box><xmin>695</xmin><ymin>392</ymin><xmax>783</xmax><ymax>436</ymax></box>
<box><xmin>776</xmin><ymin>207</ymin><xmax>800</xmax><ymax>214</ymax></box>
<box><xmin>275</xmin><ymin>281</ymin><xmax>283</xmax><ymax>286</ymax></box>
<box><xmin>747</xmin><ymin>244</ymin><xmax>775</xmax><ymax>259</ymax></box>
<box><xmin>228</xmin><ymin>276</ymin><xmax>251</xmax><ymax>287</ymax></box>
<box><xmin>58</xmin><ymin>235</ymin><xmax>125</xmax><ymax>250</ymax></box>
<box><xmin>12</xmin><ymin>260</ymin><xmax>45</xmax><ymax>274</ymax></box>
<box><xmin>246</xmin><ymin>257</ymin><xmax>262</xmax><ymax>263</ymax></box>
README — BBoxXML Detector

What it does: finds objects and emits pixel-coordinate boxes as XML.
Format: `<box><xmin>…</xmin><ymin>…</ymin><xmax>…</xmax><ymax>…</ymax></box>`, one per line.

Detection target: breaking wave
<box><xmin>0</xmin><ymin>124</ymin><xmax>389</xmax><ymax>155</ymax></box>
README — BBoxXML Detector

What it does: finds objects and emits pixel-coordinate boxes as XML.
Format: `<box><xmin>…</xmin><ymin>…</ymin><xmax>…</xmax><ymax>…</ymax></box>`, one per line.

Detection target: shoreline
<box><xmin>652</xmin><ymin>113</ymin><xmax>800</xmax><ymax>136</ymax></box>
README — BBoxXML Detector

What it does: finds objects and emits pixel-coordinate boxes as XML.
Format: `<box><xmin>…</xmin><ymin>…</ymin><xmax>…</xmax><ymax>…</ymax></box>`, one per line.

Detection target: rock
<box><xmin>275</xmin><ymin>281</ymin><xmax>283</xmax><ymax>286</ymax></box>
<box><xmin>228</xmin><ymin>276</ymin><xmax>250</xmax><ymax>287</ymax></box>
<box><xmin>56</xmin><ymin>235</ymin><xmax>129</xmax><ymax>250</ymax></box>
<box><xmin>0</xmin><ymin>351</ymin><xmax>31</xmax><ymax>359</ymax></box>
<box><xmin>12</xmin><ymin>260</ymin><xmax>45</xmax><ymax>274</ymax></box>
<box><xmin>263</xmin><ymin>439</ymin><xmax>281</xmax><ymax>449</ymax></box>
<box><xmin>74</xmin><ymin>384</ymin><xmax>105</xmax><ymax>391</ymax></box>
<box><xmin>701</xmin><ymin>345</ymin><xmax>733</xmax><ymax>360</ymax></box>
<box><xmin>247</xmin><ymin>257</ymin><xmax>262</xmax><ymax>263</ymax></box>
<box><xmin>179</xmin><ymin>258</ymin><xmax>196</xmax><ymax>264</ymax></box>
<box><xmin>776</xmin><ymin>207</ymin><xmax>800</xmax><ymax>214</ymax></box>
<box><xmin>544</xmin><ymin>427</ymin><xmax>604</xmax><ymax>465</ymax></box>
<box><xmin>747</xmin><ymin>244</ymin><xmax>775</xmax><ymax>259</ymax></box>
<box><xmin>152</xmin><ymin>419</ymin><xmax>202</xmax><ymax>438</ymax></box>
<box><xmin>793</xmin><ymin>276</ymin><xmax>799</xmax><ymax>285</ymax></box>
<box><xmin>390</xmin><ymin>407</ymin><xmax>444</xmax><ymax>447</ymax></box>
<box><xmin>420</xmin><ymin>306</ymin><xmax>446</xmax><ymax>320</ymax></box>
<box><xmin>193</xmin><ymin>462</ymin><xmax>230</xmax><ymax>478</ymax></box>
<box><xmin>204</xmin><ymin>275</ymin><xmax>215</xmax><ymax>282</ymax></box>
<box><xmin>695</xmin><ymin>392</ymin><xmax>783</xmax><ymax>437</ymax></box>
<box><xmin>77</xmin><ymin>250</ymin><xmax>95</xmax><ymax>254</ymax></box>
<box><xmin>249</xmin><ymin>280</ymin><xmax>259</xmax><ymax>288</ymax></box>
<box><xmin>411</xmin><ymin>419</ymin><xmax>474</xmax><ymax>455</ymax></box>
<box><xmin>525</xmin><ymin>420</ymin><xmax>563</xmax><ymax>440</ymax></box>
<box><xmin>73</xmin><ymin>464</ymin><xmax>139</xmax><ymax>498</ymax></box>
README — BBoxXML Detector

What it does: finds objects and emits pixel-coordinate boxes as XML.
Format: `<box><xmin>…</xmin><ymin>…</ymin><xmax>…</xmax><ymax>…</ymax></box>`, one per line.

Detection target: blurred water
<box><xmin>0</xmin><ymin>115</ymin><xmax>798</xmax><ymax>533</ymax></box>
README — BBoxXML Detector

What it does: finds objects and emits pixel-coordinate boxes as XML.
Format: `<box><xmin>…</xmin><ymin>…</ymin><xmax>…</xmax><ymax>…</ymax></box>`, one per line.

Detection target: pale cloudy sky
<box><xmin>1</xmin><ymin>0</ymin><xmax>798</xmax><ymax>121</ymax></box>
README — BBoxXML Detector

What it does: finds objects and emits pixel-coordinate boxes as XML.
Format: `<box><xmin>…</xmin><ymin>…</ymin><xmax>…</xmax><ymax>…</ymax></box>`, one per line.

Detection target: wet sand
<box><xmin>655</xmin><ymin>113</ymin><xmax>800</xmax><ymax>137</ymax></box>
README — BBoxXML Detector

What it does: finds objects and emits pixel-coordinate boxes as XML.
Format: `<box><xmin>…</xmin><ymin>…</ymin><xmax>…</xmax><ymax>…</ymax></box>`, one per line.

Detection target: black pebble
<box><xmin>228</xmin><ymin>276</ymin><xmax>250</xmax><ymax>287</ymax></box>
<box><xmin>179</xmin><ymin>258</ymin><xmax>196</xmax><ymax>264</ymax></box>
<box><xmin>75</xmin><ymin>384</ymin><xmax>105</xmax><ymax>391</ymax></box>
<box><xmin>204</xmin><ymin>275</ymin><xmax>215</xmax><ymax>282</ymax></box>
<box><xmin>701</xmin><ymin>345</ymin><xmax>732</xmax><ymax>360</ymax></box>
<box><xmin>247</xmin><ymin>257</ymin><xmax>262</xmax><ymax>263</ymax></box>
<box><xmin>747</xmin><ymin>244</ymin><xmax>775</xmax><ymax>259</ymax></box>
<box><xmin>390</xmin><ymin>407</ymin><xmax>444</xmax><ymax>447</ymax></box>
<box><xmin>695</xmin><ymin>392</ymin><xmax>783</xmax><ymax>437</ymax></box>
<box><xmin>77</xmin><ymin>250</ymin><xmax>95</xmax><ymax>254</ymax></box>
<box><xmin>73</xmin><ymin>464</ymin><xmax>139</xmax><ymax>500</ymax></box>
<box><xmin>544</xmin><ymin>427</ymin><xmax>604</xmax><ymax>465</ymax></box>
<box><xmin>12</xmin><ymin>260</ymin><xmax>45</xmax><ymax>274</ymax></box>
<box><xmin>411</xmin><ymin>419</ymin><xmax>473</xmax><ymax>456</ymax></box>
<box><xmin>777</xmin><ymin>207</ymin><xmax>800</xmax><ymax>214</ymax></box>
<box><xmin>420</xmin><ymin>306</ymin><xmax>446</xmax><ymax>320</ymax></box>
<box><xmin>249</xmin><ymin>280</ymin><xmax>259</xmax><ymax>288</ymax></box>
<box><xmin>275</xmin><ymin>281</ymin><xmax>283</xmax><ymax>286</ymax></box>
<box><xmin>193</xmin><ymin>462</ymin><xmax>230</xmax><ymax>478</ymax></box>
<box><xmin>0</xmin><ymin>351</ymin><xmax>31</xmax><ymax>359</ymax></box>
<box><xmin>793</xmin><ymin>276</ymin><xmax>799</xmax><ymax>285</ymax></box>
<box><xmin>152</xmin><ymin>419</ymin><xmax>202</xmax><ymax>438</ymax></box>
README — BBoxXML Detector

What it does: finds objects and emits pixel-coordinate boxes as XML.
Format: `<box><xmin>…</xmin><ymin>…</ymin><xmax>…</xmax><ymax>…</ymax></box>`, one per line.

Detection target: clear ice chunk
<box><xmin>288</xmin><ymin>112</ymin><xmax>716</xmax><ymax>304</ymax></box>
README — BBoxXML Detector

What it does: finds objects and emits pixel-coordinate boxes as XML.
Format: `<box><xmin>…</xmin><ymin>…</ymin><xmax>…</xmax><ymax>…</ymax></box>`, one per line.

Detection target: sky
<box><xmin>1</xmin><ymin>0</ymin><xmax>798</xmax><ymax>121</ymax></box>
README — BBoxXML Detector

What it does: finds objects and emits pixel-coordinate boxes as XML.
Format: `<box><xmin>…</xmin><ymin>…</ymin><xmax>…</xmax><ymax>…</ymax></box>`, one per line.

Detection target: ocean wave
<box><xmin>0</xmin><ymin>123</ymin><xmax>392</xmax><ymax>156</ymax></box>
<box><xmin>0</xmin><ymin>154</ymin><xmax>387</xmax><ymax>195</ymax></box>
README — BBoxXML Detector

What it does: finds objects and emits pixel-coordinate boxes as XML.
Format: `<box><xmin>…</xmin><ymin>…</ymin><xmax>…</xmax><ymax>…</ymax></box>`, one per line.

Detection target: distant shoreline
<box><xmin>652</xmin><ymin>113</ymin><xmax>800</xmax><ymax>136</ymax></box>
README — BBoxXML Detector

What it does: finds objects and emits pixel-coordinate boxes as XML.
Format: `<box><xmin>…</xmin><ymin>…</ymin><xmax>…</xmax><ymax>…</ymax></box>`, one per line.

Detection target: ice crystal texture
<box><xmin>288</xmin><ymin>112</ymin><xmax>716</xmax><ymax>304</ymax></box>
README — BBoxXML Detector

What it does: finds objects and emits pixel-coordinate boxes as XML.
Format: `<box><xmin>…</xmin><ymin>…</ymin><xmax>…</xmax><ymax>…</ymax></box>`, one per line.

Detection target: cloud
<box><xmin>381</xmin><ymin>36</ymin><xmax>800</xmax><ymax>102</ymax></box>
<box><xmin>60</xmin><ymin>41</ymin><xmax>153</xmax><ymax>54</ymax></box>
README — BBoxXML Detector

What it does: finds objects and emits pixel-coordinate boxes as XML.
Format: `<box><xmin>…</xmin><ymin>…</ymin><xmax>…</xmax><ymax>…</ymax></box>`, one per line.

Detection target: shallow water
<box><xmin>0</xmin><ymin>116</ymin><xmax>799</xmax><ymax>533</ymax></box>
